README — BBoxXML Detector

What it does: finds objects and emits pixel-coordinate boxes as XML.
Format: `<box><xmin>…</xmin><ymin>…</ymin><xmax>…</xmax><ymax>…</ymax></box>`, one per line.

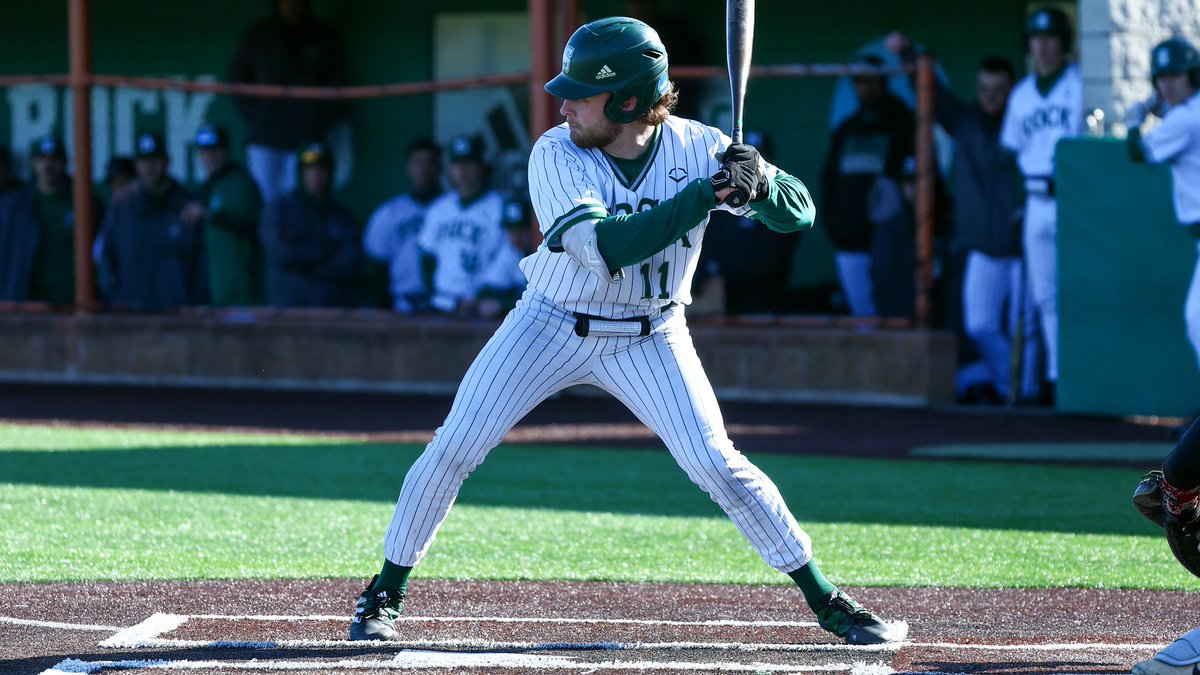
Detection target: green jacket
<box><xmin>201</xmin><ymin>162</ymin><xmax>263</xmax><ymax>306</ymax></box>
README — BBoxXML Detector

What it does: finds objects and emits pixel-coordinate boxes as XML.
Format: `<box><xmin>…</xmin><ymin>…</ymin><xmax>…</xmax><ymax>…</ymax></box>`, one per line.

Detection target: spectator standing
<box><xmin>693</xmin><ymin>130</ymin><xmax>799</xmax><ymax>315</ymax></box>
<box><xmin>888</xmin><ymin>34</ymin><xmax>1042</xmax><ymax>403</ymax></box>
<box><xmin>999</xmin><ymin>7</ymin><xmax>1084</xmax><ymax>405</ymax></box>
<box><xmin>259</xmin><ymin>140</ymin><xmax>362</xmax><ymax>308</ymax></box>
<box><xmin>417</xmin><ymin>135</ymin><xmax>505</xmax><ymax>315</ymax></box>
<box><xmin>184</xmin><ymin>124</ymin><xmax>264</xmax><ymax>307</ymax></box>
<box><xmin>821</xmin><ymin>53</ymin><xmax>915</xmax><ymax>316</ymax></box>
<box><xmin>95</xmin><ymin>132</ymin><xmax>207</xmax><ymax>310</ymax></box>
<box><xmin>227</xmin><ymin>0</ymin><xmax>347</xmax><ymax>204</ymax></box>
<box><xmin>0</xmin><ymin>135</ymin><xmax>92</xmax><ymax>304</ymax></box>
<box><xmin>363</xmin><ymin>138</ymin><xmax>443</xmax><ymax>313</ymax></box>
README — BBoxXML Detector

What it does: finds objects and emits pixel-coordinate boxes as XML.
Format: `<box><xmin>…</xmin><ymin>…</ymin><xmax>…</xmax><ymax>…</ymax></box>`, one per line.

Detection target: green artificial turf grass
<box><xmin>0</xmin><ymin>424</ymin><xmax>1190</xmax><ymax>589</ymax></box>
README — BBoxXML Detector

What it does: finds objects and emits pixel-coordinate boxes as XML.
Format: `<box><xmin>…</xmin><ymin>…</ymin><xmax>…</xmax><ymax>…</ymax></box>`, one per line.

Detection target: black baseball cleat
<box><xmin>814</xmin><ymin>590</ymin><xmax>907</xmax><ymax>645</ymax></box>
<box><xmin>1134</xmin><ymin>470</ymin><xmax>1169</xmax><ymax>527</ymax></box>
<box><xmin>349</xmin><ymin>575</ymin><xmax>404</xmax><ymax>641</ymax></box>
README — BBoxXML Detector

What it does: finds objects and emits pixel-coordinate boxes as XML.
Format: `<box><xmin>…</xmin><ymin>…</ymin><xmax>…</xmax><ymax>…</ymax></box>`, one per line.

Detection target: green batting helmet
<box><xmin>1025</xmin><ymin>7</ymin><xmax>1073</xmax><ymax>53</ymax></box>
<box><xmin>1150</xmin><ymin>37</ymin><xmax>1200</xmax><ymax>87</ymax></box>
<box><xmin>545</xmin><ymin>17</ymin><xmax>670</xmax><ymax>124</ymax></box>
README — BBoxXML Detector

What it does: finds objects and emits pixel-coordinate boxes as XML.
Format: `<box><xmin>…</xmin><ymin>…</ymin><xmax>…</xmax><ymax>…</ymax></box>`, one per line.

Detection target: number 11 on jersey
<box><xmin>640</xmin><ymin>261</ymin><xmax>671</xmax><ymax>299</ymax></box>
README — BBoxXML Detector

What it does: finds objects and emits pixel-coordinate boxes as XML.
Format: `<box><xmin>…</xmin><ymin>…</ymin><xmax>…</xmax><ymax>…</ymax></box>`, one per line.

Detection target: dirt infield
<box><xmin>1</xmin><ymin>579</ymin><xmax>1193</xmax><ymax>674</ymax></box>
<box><xmin>0</xmin><ymin>383</ymin><xmax>1191</xmax><ymax>673</ymax></box>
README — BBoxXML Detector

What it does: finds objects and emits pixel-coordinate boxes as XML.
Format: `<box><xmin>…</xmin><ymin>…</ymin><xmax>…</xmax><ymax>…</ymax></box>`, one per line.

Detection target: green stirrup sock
<box><xmin>372</xmin><ymin>560</ymin><xmax>413</xmax><ymax>595</ymax></box>
<box><xmin>787</xmin><ymin>561</ymin><xmax>838</xmax><ymax>611</ymax></box>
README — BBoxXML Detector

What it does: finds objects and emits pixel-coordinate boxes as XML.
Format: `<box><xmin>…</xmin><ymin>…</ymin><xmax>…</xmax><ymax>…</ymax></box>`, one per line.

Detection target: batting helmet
<box><xmin>1025</xmin><ymin>7</ymin><xmax>1073</xmax><ymax>53</ymax></box>
<box><xmin>1150</xmin><ymin>37</ymin><xmax>1200</xmax><ymax>87</ymax></box>
<box><xmin>544</xmin><ymin>17</ymin><xmax>670</xmax><ymax>124</ymax></box>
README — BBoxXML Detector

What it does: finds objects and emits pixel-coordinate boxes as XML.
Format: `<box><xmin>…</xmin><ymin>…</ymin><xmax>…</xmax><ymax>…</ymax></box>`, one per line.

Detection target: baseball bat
<box><xmin>726</xmin><ymin>0</ymin><xmax>755</xmax><ymax>144</ymax></box>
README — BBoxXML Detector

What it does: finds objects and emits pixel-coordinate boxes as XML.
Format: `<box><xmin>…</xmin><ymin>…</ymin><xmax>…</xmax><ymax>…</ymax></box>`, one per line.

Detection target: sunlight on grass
<box><xmin>0</xmin><ymin>424</ymin><xmax>1187</xmax><ymax>589</ymax></box>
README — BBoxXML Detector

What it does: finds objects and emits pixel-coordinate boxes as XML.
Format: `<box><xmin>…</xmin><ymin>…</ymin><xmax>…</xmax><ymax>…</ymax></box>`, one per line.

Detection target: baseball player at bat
<box><xmin>998</xmin><ymin>7</ymin><xmax>1084</xmax><ymax>406</ymax></box>
<box><xmin>349</xmin><ymin>16</ymin><xmax>905</xmax><ymax>646</ymax></box>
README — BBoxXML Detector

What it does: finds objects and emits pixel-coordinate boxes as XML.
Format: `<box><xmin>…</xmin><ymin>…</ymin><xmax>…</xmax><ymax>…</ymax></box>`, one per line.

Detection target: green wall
<box><xmin>0</xmin><ymin>0</ymin><xmax>1029</xmax><ymax>284</ymax></box>
<box><xmin>1057</xmin><ymin>139</ymin><xmax>1200</xmax><ymax>418</ymax></box>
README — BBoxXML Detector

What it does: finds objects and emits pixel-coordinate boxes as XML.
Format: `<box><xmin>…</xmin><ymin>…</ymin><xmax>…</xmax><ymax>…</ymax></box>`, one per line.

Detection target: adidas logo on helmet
<box><xmin>595</xmin><ymin>65</ymin><xmax>616</xmax><ymax>80</ymax></box>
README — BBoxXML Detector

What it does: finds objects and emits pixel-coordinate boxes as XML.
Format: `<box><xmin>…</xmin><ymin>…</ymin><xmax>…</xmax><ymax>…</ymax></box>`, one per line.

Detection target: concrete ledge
<box><xmin>0</xmin><ymin>309</ymin><xmax>956</xmax><ymax>406</ymax></box>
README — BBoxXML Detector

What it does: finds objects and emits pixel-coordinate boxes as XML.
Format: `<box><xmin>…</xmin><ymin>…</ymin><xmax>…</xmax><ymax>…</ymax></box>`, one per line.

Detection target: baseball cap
<box><xmin>298</xmin><ymin>140</ymin><xmax>334</xmax><ymax>167</ymax></box>
<box><xmin>135</xmin><ymin>132</ymin><xmax>167</xmax><ymax>159</ymax></box>
<box><xmin>31</xmin><ymin>134</ymin><xmax>66</xmax><ymax>159</ymax></box>
<box><xmin>194</xmin><ymin>124</ymin><xmax>230</xmax><ymax>149</ymax></box>
<box><xmin>501</xmin><ymin>198</ymin><xmax>531</xmax><ymax>230</ymax></box>
<box><xmin>447</xmin><ymin>134</ymin><xmax>486</xmax><ymax>163</ymax></box>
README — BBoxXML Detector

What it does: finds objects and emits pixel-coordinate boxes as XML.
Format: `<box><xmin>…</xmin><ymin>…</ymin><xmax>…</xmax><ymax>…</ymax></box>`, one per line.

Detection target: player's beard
<box><xmin>569</xmin><ymin>117</ymin><xmax>621</xmax><ymax>149</ymax></box>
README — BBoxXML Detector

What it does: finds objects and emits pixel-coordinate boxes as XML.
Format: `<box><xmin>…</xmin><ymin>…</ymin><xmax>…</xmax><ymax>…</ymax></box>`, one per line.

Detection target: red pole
<box><xmin>913</xmin><ymin>54</ymin><xmax>936</xmax><ymax>330</ymax></box>
<box><xmin>68</xmin><ymin>0</ymin><xmax>97</xmax><ymax>311</ymax></box>
<box><xmin>529</xmin><ymin>0</ymin><xmax>555</xmax><ymax>141</ymax></box>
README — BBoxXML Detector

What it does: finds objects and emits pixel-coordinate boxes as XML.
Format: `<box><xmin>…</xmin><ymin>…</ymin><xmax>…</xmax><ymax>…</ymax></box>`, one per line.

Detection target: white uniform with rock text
<box><xmin>1000</xmin><ymin>62</ymin><xmax>1083</xmax><ymax>384</ymax></box>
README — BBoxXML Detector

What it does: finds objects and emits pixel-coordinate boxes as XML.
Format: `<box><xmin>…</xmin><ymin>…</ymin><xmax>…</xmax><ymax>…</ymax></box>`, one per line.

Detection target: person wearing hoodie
<box><xmin>227</xmin><ymin>0</ymin><xmax>347</xmax><ymax>204</ymax></box>
<box><xmin>820</xmin><ymin>53</ymin><xmax>915</xmax><ymax>317</ymax></box>
<box><xmin>259</xmin><ymin>140</ymin><xmax>362</xmax><ymax>308</ymax></box>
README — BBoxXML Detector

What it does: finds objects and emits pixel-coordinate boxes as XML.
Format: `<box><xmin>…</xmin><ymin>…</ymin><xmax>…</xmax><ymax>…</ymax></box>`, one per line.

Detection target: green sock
<box><xmin>372</xmin><ymin>559</ymin><xmax>413</xmax><ymax>595</ymax></box>
<box><xmin>787</xmin><ymin>560</ymin><xmax>838</xmax><ymax>611</ymax></box>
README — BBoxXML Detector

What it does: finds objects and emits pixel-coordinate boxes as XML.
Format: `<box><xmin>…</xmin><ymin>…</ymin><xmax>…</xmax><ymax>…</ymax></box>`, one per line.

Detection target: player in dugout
<box><xmin>347</xmin><ymin>16</ymin><xmax>907</xmax><ymax>647</ymax></box>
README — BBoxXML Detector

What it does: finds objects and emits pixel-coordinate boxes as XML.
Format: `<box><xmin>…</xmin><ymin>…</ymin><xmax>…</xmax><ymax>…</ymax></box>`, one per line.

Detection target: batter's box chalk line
<box><xmin>41</xmin><ymin>655</ymin><xmax>893</xmax><ymax>673</ymax></box>
<box><xmin>97</xmin><ymin>612</ymin><xmax>910</xmax><ymax>653</ymax></box>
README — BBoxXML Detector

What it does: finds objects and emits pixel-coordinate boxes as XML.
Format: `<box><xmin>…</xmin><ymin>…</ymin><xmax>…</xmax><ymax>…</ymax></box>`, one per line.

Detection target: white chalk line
<box><xmin>40</xmin><ymin>654</ymin><xmax>877</xmax><ymax>673</ymax></box>
<box><xmin>102</xmin><ymin>635</ymin><xmax>908</xmax><ymax>653</ymax></box>
<box><xmin>188</xmin><ymin>613</ymin><xmax>820</xmax><ymax>628</ymax></box>
<box><xmin>98</xmin><ymin>612</ymin><xmax>187</xmax><ymax>648</ymax></box>
<box><xmin>0</xmin><ymin>615</ymin><xmax>122</xmax><ymax>632</ymax></box>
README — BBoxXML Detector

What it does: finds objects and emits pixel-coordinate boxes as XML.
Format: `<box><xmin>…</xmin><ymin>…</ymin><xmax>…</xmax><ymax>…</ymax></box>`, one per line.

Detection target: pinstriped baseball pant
<box><xmin>1023</xmin><ymin>195</ymin><xmax>1058</xmax><ymax>382</ymax></box>
<box><xmin>383</xmin><ymin>291</ymin><xmax>814</xmax><ymax>573</ymax></box>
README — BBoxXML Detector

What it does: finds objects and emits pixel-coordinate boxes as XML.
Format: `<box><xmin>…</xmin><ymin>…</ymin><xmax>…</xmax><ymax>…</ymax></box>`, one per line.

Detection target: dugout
<box><xmin>0</xmin><ymin>0</ymin><xmax>1030</xmax><ymax>304</ymax></box>
<box><xmin>0</xmin><ymin>0</ymin><xmax>1073</xmax><ymax>407</ymax></box>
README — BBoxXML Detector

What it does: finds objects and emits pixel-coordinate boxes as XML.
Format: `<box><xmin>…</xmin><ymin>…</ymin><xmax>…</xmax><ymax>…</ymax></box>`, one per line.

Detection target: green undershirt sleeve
<box><xmin>1127</xmin><ymin>127</ymin><xmax>1147</xmax><ymax>163</ymax></box>
<box><xmin>595</xmin><ymin>178</ymin><xmax>716</xmax><ymax>269</ymax></box>
<box><xmin>747</xmin><ymin>171</ymin><xmax>816</xmax><ymax>233</ymax></box>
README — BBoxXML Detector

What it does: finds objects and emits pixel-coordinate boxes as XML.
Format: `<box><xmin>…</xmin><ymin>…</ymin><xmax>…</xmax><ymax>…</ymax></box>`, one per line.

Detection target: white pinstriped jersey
<box><xmin>417</xmin><ymin>190</ymin><xmax>506</xmax><ymax>309</ymax></box>
<box><xmin>524</xmin><ymin>116</ymin><xmax>761</xmax><ymax>319</ymax></box>
<box><xmin>1142</xmin><ymin>91</ymin><xmax>1200</xmax><ymax>224</ymax></box>
<box><xmin>1000</xmin><ymin>63</ymin><xmax>1083</xmax><ymax>178</ymax></box>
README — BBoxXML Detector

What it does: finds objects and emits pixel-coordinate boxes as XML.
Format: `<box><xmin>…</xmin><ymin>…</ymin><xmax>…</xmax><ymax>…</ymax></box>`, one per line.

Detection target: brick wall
<box><xmin>1081</xmin><ymin>0</ymin><xmax>1200</xmax><ymax>130</ymax></box>
<box><xmin>0</xmin><ymin>310</ymin><xmax>957</xmax><ymax>406</ymax></box>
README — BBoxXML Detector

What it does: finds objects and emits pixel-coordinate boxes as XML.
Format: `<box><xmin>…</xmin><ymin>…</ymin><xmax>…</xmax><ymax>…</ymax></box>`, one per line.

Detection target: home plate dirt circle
<box><xmin>1</xmin><ymin>579</ymin><xmax>1193</xmax><ymax>674</ymax></box>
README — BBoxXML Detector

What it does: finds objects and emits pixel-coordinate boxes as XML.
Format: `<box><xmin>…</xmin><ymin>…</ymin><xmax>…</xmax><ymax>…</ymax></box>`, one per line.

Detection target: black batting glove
<box><xmin>711</xmin><ymin>143</ymin><xmax>768</xmax><ymax>206</ymax></box>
